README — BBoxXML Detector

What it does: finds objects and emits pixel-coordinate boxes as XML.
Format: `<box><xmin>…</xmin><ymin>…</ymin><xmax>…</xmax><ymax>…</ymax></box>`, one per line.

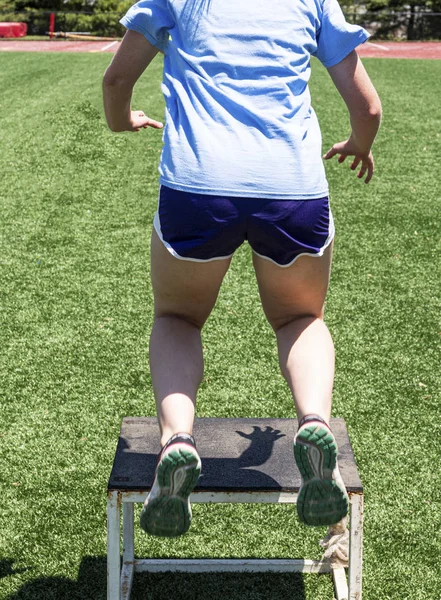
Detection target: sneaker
<box><xmin>294</xmin><ymin>415</ymin><xmax>349</xmax><ymax>526</ymax></box>
<box><xmin>140</xmin><ymin>432</ymin><xmax>201</xmax><ymax>537</ymax></box>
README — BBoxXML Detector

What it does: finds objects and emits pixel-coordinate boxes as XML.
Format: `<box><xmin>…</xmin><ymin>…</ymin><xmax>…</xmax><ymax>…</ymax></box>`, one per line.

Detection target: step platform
<box><xmin>107</xmin><ymin>417</ymin><xmax>363</xmax><ymax>600</ymax></box>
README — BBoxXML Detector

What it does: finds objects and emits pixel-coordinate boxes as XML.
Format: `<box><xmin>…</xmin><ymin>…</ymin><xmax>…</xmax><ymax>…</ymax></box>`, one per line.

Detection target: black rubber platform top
<box><xmin>108</xmin><ymin>417</ymin><xmax>363</xmax><ymax>493</ymax></box>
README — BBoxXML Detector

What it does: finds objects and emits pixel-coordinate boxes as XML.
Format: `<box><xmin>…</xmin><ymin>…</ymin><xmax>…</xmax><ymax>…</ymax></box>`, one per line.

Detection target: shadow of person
<box><xmin>0</xmin><ymin>559</ymin><xmax>31</xmax><ymax>580</ymax></box>
<box><xmin>130</xmin><ymin>571</ymin><xmax>307</xmax><ymax>600</ymax></box>
<box><xmin>5</xmin><ymin>556</ymin><xmax>307</xmax><ymax>600</ymax></box>
<box><xmin>6</xmin><ymin>576</ymin><xmax>81</xmax><ymax>600</ymax></box>
<box><xmin>5</xmin><ymin>556</ymin><xmax>107</xmax><ymax>600</ymax></box>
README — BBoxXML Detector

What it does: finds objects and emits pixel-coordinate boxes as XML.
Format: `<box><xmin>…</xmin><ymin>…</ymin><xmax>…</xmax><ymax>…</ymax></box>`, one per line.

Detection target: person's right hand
<box><xmin>127</xmin><ymin>110</ymin><xmax>163</xmax><ymax>132</ymax></box>
<box><xmin>323</xmin><ymin>136</ymin><xmax>374</xmax><ymax>184</ymax></box>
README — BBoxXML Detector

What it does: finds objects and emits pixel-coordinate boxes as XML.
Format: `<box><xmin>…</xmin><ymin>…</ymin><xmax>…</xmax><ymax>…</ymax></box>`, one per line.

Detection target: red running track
<box><xmin>358</xmin><ymin>41</ymin><xmax>441</xmax><ymax>59</ymax></box>
<box><xmin>0</xmin><ymin>39</ymin><xmax>120</xmax><ymax>53</ymax></box>
<box><xmin>0</xmin><ymin>39</ymin><xmax>440</xmax><ymax>59</ymax></box>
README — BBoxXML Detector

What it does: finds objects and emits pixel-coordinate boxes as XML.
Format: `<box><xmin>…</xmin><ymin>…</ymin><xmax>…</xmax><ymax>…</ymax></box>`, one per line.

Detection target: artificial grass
<box><xmin>0</xmin><ymin>52</ymin><xmax>440</xmax><ymax>600</ymax></box>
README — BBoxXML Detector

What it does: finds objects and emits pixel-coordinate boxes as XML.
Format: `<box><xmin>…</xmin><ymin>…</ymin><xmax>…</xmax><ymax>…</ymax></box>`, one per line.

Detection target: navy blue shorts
<box><xmin>154</xmin><ymin>185</ymin><xmax>334</xmax><ymax>267</ymax></box>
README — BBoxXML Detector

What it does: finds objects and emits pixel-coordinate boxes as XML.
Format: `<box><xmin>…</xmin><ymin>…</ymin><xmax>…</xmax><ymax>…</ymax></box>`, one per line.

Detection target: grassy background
<box><xmin>0</xmin><ymin>52</ymin><xmax>440</xmax><ymax>599</ymax></box>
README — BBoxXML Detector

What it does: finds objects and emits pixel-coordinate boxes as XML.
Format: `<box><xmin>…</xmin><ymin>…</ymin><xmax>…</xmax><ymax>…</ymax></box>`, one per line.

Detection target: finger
<box><xmin>357</xmin><ymin>165</ymin><xmax>367</xmax><ymax>180</ymax></box>
<box><xmin>364</xmin><ymin>161</ymin><xmax>374</xmax><ymax>184</ymax></box>
<box><xmin>357</xmin><ymin>162</ymin><xmax>368</xmax><ymax>180</ymax></box>
<box><xmin>139</xmin><ymin>117</ymin><xmax>163</xmax><ymax>129</ymax></box>
<box><xmin>323</xmin><ymin>147</ymin><xmax>338</xmax><ymax>160</ymax></box>
<box><xmin>338</xmin><ymin>154</ymin><xmax>347</xmax><ymax>164</ymax></box>
<box><xmin>358</xmin><ymin>155</ymin><xmax>375</xmax><ymax>183</ymax></box>
<box><xmin>147</xmin><ymin>118</ymin><xmax>164</xmax><ymax>129</ymax></box>
<box><xmin>350</xmin><ymin>157</ymin><xmax>361</xmax><ymax>171</ymax></box>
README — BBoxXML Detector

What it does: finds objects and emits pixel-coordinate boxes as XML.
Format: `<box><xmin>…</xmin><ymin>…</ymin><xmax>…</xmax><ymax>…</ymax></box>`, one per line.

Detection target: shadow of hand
<box><xmin>236</xmin><ymin>426</ymin><xmax>286</xmax><ymax>467</ymax></box>
<box><xmin>236</xmin><ymin>426</ymin><xmax>285</xmax><ymax>443</ymax></box>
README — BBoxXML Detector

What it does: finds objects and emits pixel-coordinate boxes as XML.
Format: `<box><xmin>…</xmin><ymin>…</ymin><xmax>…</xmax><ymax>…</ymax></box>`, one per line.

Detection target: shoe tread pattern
<box><xmin>294</xmin><ymin>425</ymin><xmax>348</xmax><ymax>526</ymax></box>
<box><xmin>140</xmin><ymin>447</ymin><xmax>201</xmax><ymax>537</ymax></box>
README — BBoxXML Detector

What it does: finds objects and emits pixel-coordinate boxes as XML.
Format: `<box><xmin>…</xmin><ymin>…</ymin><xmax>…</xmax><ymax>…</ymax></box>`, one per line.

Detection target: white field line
<box><xmin>101</xmin><ymin>40</ymin><xmax>119</xmax><ymax>52</ymax></box>
<box><xmin>366</xmin><ymin>42</ymin><xmax>391</xmax><ymax>51</ymax></box>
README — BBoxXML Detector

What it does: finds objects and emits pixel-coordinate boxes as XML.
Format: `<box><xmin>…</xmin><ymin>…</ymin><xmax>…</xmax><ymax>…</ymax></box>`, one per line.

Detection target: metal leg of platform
<box><xmin>349</xmin><ymin>493</ymin><xmax>364</xmax><ymax>600</ymax></box>
<box><xmin>121</xmin><ymin>502</ymin><xmax>135</xmax><ymax>600</ymax></box>
<box><xmin>332</xmin><ymin>566</ymin><xmax>349</xmax><ymax>600</ymax></box>
<box><xmin>107</xmin><ymin>491</ymin><xmax>121</xmax><ymax>600</ymax></box>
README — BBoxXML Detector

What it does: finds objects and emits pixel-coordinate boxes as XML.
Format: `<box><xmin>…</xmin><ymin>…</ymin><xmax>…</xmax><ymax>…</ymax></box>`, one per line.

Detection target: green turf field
<box><xmin>0</xmin><ymin>52</ymin><xmax>440</xmax><ymax>600</ymax></box>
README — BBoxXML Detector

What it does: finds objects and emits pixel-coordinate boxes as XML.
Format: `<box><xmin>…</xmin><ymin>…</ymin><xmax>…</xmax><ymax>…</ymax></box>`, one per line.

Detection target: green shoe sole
<box><xmin>294</xmin><ymin>425</ymin><xmax>348</xmax><ymax>526</ymax></box>
<box><xmin>140</xmin><ymin>447</ymin><xmax>201</xmax><ymax>538</ymax></box>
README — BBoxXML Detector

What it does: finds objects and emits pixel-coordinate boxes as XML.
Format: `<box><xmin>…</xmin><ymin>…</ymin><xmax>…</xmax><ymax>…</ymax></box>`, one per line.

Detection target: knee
<box><xmin>275</xmin><ymin>313</ymin><xmax>328</xmax><ymax>379</ymax></box>
<box><xmin>153</xmin><ymin>311</ymin><xmax>206</xmax><ymax>331</ymax></box>
<box><xmin>270</xmin><ymin>310</ymin><xmax>325</xmax><ymax>333</ymax></box>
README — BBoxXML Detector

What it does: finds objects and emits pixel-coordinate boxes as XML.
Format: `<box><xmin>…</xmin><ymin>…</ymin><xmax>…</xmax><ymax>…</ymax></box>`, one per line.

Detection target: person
<box><xmin>103</xmin><ymin>0</ymin><xmax>382</xmax><ymax>537</ymax></box>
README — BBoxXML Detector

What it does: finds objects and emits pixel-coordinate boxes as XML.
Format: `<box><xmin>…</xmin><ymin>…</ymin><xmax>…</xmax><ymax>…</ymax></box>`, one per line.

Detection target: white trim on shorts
<box><xmin>251</xmin><ymin>209</ymin><xmax>335</xmax><ymax>268</ymax></box>
<box><xmin>153</xmin><ymin>191</ymin><xmax>334</xmax><ymax>267</ymax></box>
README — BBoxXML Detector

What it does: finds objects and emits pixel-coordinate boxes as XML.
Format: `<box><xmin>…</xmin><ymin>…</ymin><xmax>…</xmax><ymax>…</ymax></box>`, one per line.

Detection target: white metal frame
<box><xmin>107</xmin><ymin>489</ymin><xmax>363</xmax><ymax>600</ymax></box>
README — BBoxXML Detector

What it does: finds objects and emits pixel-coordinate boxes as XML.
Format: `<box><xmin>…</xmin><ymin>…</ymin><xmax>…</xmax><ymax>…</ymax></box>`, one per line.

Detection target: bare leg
<box><xmin>253</xmin><ymin>243</ymin><xmax>348</xmax><ymax>526</ymax></box>
<box><xmin>276</xmin><ymin>317</ymin><xmax>334</xmax><ymax>424</ymax></box>
<box><xmin>149</xmin><ymin>230</ymin><xmax>231</xmax><ymax>446</ymax></box>
<box><xmin>253</xmin><ymin>243</ymin><xmax>334</xmax><ymax>424</ymax></box>
<box><xmin>141</xmin><ymin>231</ymin><xmax>231</xmax><ymax>537</ymax></box>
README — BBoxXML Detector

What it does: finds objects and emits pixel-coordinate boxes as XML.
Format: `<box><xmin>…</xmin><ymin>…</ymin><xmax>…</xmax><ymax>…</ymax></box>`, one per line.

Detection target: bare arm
<box><xmin>324</xmin><ymin>50</ymin><xmax>382</xmax><ymax>183</ymax></box>
<box><xmin>103</xmin><ymin>30</ymin><xmax>163</xmax><ymax>132</ymax></box>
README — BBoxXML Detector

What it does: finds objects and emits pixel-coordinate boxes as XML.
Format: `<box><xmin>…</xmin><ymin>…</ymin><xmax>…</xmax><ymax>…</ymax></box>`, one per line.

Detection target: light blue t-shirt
<box><xmin>121</xmin><ymin>0</ymin><xmax>369</xmax><ymax>199</ymax></box>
